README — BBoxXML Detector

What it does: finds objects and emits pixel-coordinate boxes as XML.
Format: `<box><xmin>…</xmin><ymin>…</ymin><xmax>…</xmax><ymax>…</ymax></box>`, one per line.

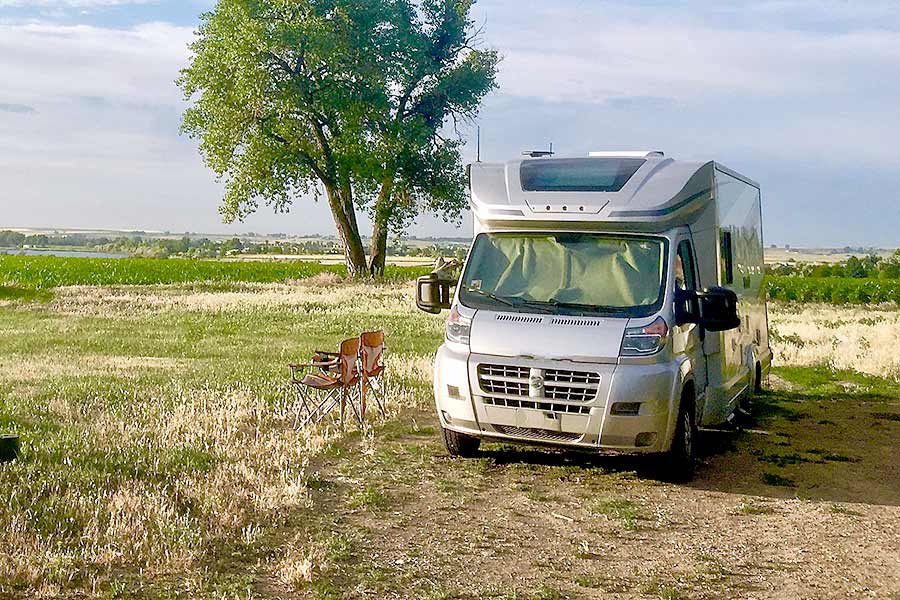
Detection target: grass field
<box><xmin>766</xmin><ymin>275</ymin><xmax>900</xmax><ymax>305</ymax></box>
<box><xmin>0</xmin><ymin>255</ymin><xmax>431</xmax><ymax>289</ymax></box>
<box><xmin>1</xmin><ymin>264</ymin><xmax>899</xmax><ymax>598</ymax></box>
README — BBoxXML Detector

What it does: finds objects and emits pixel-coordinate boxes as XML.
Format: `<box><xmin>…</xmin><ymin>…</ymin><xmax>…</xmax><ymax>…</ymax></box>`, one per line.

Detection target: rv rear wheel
<box><xmin>665</xmin><ymin>394</ymin><xmax>697</xmax><ymax>482</ymax></box>
<box><xmin>441</xmin><ymin>426</ymin><xmax>481</xmax><ymax>458</ymax></box>
<box><xmin>753</xmin><ymin>362</ymin><xmax>764</xmax><ymax>394</ymax></box>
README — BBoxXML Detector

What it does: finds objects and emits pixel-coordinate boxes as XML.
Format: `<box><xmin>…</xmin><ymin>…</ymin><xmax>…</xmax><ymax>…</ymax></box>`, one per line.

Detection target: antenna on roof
<box><xmin>522</xmin><ymin>142</ymin><xmax>555</xmax><ymax>158</ymax></box>
<box><xmin>476</xmin><ymin>126</ymin><xmax>481</xmax><ymax>162</ymax></box>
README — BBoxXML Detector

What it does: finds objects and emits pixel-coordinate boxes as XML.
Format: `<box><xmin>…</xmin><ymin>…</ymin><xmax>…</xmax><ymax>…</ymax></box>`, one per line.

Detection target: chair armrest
<box><xmin>290</xmin><ymin>359</ymin><xmax>339</xmax><ymax>369</ymax></box>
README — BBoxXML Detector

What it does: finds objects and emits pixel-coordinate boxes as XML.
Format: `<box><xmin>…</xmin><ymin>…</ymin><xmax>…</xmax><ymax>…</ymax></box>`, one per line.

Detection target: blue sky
<box><xmin>1</xmin><ymin>0</ymin><xmax>899</xmax><ymax>245</ymax></box>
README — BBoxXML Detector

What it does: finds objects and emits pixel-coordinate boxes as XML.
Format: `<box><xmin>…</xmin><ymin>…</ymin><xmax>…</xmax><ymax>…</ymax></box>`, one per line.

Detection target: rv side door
<box><xmin>672</xmin><ymin>238</ymin><xmax>707</xmax><ymax>407</ymax></box>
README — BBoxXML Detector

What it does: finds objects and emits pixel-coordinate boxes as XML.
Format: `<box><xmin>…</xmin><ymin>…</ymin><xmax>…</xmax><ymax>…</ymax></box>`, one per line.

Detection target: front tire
<box><xmin>441</xmin><ymin>426</ymin><xmax>481</xmax><ymax>458</ymax></box>
<box><xmin>665</xmin><ymin>395</ymin><xmax>697</xmax><ymax>482</ymax></box>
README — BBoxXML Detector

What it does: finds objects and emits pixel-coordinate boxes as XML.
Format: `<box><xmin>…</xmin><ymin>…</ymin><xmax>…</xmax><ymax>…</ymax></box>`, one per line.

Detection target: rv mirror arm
<box><xmin>673</xmin><ymin>288</ymin><xmax>700</xmax><ymax>326</ymax></box>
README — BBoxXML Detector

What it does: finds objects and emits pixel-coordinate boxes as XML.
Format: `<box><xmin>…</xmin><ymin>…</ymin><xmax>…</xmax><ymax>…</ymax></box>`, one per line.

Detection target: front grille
<box><xmin>483</xmin><ymin>396</ymin><xmax>591</xmax><ymax>414</ymax></box>
<box><xmin>477</xmin><ymin>363</ymin><xmax>600</xmax><ymax>404</ymax></box>
<box><xmin>544</xmin><ymin>369</ymin><xmax>601</xmax><ymax>402</ymax></box>
<box><xmin>477</xmin><ymin>364</ymin><xmax>530</xmax><ymax>396</ymax></box>
<box><xmin>494</xmin><ymin>425</ymin><xmax>583</xmax><ymax>443</ymax></box>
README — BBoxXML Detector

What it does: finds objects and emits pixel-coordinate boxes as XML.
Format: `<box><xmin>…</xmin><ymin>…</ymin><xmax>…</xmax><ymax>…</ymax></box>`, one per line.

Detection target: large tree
<box><xmin>179</xmin><ymin>0</ymin><xmax>498</xmax><ymax>277</ymax></box>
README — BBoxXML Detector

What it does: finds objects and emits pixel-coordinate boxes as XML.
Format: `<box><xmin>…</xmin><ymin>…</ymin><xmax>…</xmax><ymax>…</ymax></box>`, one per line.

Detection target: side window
<box><xmin>721</xmin><ymin>231</ymin><xmax>734</xmax><ymax>284</ymax></box>
<box><xmin>675</xmin><ymin>240</ymin><xmax>698</xmax><ymax>291</ymax></box>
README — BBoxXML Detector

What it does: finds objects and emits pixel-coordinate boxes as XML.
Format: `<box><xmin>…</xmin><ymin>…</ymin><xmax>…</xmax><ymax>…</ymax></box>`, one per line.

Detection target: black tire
<box><xmin>753</xmin><ymin>362</ymin><xmax>764</xmax><ymax>395</ymax></box>
<box><xmin>441</xmin><ymin>426</ymin><xmax>481</xmax><ymax>458</ymax></box>
<box><xmin>665</xmin><ymin>393</ymin><xmax>697</xmax><ymax>482</ymax></box>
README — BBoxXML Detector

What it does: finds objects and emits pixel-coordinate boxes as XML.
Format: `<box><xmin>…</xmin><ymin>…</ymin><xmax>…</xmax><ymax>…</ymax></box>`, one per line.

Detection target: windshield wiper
<box><xmin>463</xmin><ymin>288</ymin><xmax>555</xmax><ymax>313</ymax></box>
<box><xmin>528</xmin><ymin>298</ymin><xmax>632</xmax><ymax>315</ymax></box>
<box><xmin>463</xmin><ymin>287</ymin><xmax>516</xmax><ymax>307</ymax></box>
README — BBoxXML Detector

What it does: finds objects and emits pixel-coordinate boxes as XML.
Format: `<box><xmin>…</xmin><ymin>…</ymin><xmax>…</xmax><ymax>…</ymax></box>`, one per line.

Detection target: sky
<box><xmin>1</xmin><ymin>0</ymin><xmax>899</xmax><ymax>246</ymax></box>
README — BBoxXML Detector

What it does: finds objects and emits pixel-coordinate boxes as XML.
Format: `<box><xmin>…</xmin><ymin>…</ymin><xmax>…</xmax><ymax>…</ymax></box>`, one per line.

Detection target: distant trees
<box><xmin>768</xmin><ymin>253</ymin><xmax>900</xmax><ymax>279</ymax></box>
<box><xmin>178</xmin><ymin>0</ymin><xmax>498</xmax><ymax>277</ymax></box>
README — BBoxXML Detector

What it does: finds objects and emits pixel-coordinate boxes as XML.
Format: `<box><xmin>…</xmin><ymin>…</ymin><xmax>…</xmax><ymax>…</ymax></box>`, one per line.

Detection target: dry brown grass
<box><xmin>0</xmin><ymin>279</ymin><xmax>441</xmax><ymax>596</ymax></box>
<box><xmin>769</xmin><ymin>303</ymin><xmax>900</xmax><ymax>378</ymax></box>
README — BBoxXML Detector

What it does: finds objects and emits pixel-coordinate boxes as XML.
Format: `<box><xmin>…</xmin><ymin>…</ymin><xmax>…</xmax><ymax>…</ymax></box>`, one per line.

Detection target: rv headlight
<box><xmin>445</xmin><ymin>305</ymin><xmax>471</xmax><ymax>346</ymax></box>
<box><xmin>620</xmin><ymin>316</ymin><xmax>669</xmax><ymax>356</ymax></box>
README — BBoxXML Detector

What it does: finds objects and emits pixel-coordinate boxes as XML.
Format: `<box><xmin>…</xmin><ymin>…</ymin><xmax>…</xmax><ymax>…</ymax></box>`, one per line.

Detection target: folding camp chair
<box><xmin>359</xmin><ymin>330</ymin><xmax>387</xmax><ymax>419</ymax></box>
<box><xmin>289</xmin><ymin>337</ymin><xmax>362</xmax><ymax>428</ymax></box>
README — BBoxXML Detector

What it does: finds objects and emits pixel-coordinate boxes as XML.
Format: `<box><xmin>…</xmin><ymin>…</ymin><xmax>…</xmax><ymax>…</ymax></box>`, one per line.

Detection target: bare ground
<box><xmin>249</xmin><ymin>372</ymin><xmax>900</xmax><ymax>600</ymax></box>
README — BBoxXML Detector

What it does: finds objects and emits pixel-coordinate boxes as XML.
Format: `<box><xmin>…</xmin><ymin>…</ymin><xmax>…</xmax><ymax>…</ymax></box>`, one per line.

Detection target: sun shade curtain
<box><xmin>468</xmin><ymin>235</ymin><xmax>663</xmax><ymax>307</ymax></box>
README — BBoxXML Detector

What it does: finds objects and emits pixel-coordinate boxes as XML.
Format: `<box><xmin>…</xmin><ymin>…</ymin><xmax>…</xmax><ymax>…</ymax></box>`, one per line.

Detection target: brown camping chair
<box><xmin>359</xmin><ymin>330</ymin><xmax>387</xmax><ymax>419</ymax></box>
<box><xmin>289</xmin><ymin>337</ymin><xmax>361</xmax><ymax>428</ymax></box>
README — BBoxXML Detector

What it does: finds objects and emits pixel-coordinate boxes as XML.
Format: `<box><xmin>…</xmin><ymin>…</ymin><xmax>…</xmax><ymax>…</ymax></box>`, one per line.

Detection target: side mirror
<box><xmin>674</xmin><ymin>286</ymin><xmax>740</xmax><ymax>332</ymax></box>
<box><xmin>697</xmin><ymin>286</ymin><xmax>741</xmax><ymax>332</ymax></box>
<box><xmin>416</xmin><ymin>274</ymin><xmax>454</xmax><ymax>314</ymax></box>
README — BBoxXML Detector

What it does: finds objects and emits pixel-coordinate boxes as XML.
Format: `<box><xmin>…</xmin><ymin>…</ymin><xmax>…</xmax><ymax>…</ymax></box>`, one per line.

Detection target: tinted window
<box><xmin>676</xmin><ymin>240</ymin><xmax>698</xmax><ymax>291</ymax></box>
<box><xmin>520</xmin><ymin>158</ymin><xmax>645</xmax><ymax>192</ymax></box>
<box><xmin>721</xmin><ymin>231</ymin><xmax>734</xmax><ymax>284</ymax></box>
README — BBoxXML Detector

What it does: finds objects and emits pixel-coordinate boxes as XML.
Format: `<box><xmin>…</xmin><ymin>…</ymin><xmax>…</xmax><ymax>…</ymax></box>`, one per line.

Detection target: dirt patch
<box><xmin>256</xmin><ymin>377</ymin><xmax>900</xmax><ymax>599</ymax></box>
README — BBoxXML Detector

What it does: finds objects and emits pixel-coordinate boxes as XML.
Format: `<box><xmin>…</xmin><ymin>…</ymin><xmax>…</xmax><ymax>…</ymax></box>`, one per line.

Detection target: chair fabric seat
<box><xmin>365</xmin><ymin>365</ymin><xmax>385</xmax><ymax>378</ymax></box>
<box><xmin>299</xmin><ymin>373</ymin><xmax>341</xmax><ymax>389</ymax></box>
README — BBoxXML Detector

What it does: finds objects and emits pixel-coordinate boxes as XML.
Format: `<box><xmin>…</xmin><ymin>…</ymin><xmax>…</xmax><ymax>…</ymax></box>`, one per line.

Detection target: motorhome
<box><xmin>416</xmin><ymin>151</ymin><xmax>771</xmax><ymax>479</ymax></box>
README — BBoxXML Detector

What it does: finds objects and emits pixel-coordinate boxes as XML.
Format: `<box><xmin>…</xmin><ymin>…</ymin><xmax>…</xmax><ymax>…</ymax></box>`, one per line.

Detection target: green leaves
<box><xmin>179</xmin><ymin>0</ymin><xmax>499</xmax><ymax>276</ymax></box>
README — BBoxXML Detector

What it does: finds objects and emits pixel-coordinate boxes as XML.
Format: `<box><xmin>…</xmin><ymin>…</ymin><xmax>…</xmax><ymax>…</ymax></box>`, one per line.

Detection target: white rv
<box><xmin>416</xmin><ymin>151</ymin><xmax>771</xmax><ymax>479</ymax></box>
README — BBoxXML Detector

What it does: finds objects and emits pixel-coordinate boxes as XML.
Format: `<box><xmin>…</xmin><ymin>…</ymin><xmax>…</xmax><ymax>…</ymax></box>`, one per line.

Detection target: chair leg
<box><xmin>295</xmin><ymin>386</ymin><xmax>340</xmax><ymax>429</ymax></box>
<box><xmin>373</xmin><ymin>373</ymin><xmax>387</xmax><ymax>417</ymax></box>
<box><xmin>292</xmin><ymin>385</ymin><xmax>315</xmax><ymax>429</ymax></box>
<box><xmin>360</xmin><ymin>376</ymin><xmax>368</xmax><ymax>422</ymax></box>
<box><xmin>347</xmin><ymin>383</ymin><xmax>362</xmax><ymax>427</ymax></box>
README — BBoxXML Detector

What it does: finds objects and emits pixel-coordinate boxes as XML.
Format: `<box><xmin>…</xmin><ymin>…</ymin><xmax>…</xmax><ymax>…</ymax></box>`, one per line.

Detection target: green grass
<box><xmin>0</xmin><ymin>254</ymin><xmax>429</xmax><ymax>289</ymax></box>
<box><xmin>642</xmin><ymin>581</ymin><xmax>690</xmax><ymax>600</ymax></box>
<box><xmin>0</xmin><ymin>285</ymin><xmax>54</xmax><ymax>302</ymax></box>
<box><xmin>766</xmin><ymin>275</ymin><xmax>900</xmax><ymax>305</ymax></box>
<box><xmin>347</xmin><ymin>484</ymin><xmax>390</xmax><ymax>511</ymax></box>
<box><xmin>761</xmin><ymin>472</ymin><xmax>796</xmax><ymax>487</ymax></box>
<box><xmin>0</xmin><ymin>279</ymin><xmax>443</xmax><ymax>596</ymax></box>
<box><xmin>829</xmin><ymin>504</ymin><xmax>864</xmax><ymax>517</ymax></box>
<box><xmin>589</xmin><ymin>498</ymin><xmax>642</xmax><ymax>530</ymax></box>
<box><xmin>740</xmin><ymin>501</ymin><xmax>776</xmax><ymax>515</ymax></box>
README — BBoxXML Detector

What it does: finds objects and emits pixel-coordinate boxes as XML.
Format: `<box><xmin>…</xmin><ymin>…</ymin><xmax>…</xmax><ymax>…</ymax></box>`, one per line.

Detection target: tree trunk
<box><xmin>368</xmin><ymin>177</ymin><xmax>395</xmax><ymax>277</ymax></box>
<box><xmin>325</xmin><ymin>185</ymin><xmax>368</xmax><ymax>278</ymax></box>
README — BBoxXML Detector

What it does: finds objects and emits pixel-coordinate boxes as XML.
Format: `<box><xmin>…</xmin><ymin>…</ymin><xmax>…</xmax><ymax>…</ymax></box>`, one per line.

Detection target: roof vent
<box><xmin>588</xmin><ymin>151</ymin><xmax>664</xmax><ymax>158</ymax></box>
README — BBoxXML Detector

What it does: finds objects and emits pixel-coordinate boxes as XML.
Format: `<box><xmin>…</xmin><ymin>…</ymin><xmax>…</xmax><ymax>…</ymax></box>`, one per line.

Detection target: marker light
<box><xmin>620</xmin><ymin>316</ymin><xmax>669</xmax><ymax>356</ymax></box>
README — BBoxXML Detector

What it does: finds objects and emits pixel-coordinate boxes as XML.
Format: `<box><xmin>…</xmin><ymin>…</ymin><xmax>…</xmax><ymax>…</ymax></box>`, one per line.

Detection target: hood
<box><xmin>468</xmin><ymin>310</ymin><xmax>627</xmax><ymax>363</ymax></box>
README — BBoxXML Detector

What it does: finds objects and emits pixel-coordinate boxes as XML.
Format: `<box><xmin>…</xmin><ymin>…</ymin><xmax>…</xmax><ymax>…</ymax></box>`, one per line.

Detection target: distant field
<box><xmin>0</xmin><ymin>255</ymin><xmax>430</xmax><ymax>289</ymax></box>
<box><xmin>764</xmin><ymin>248</ymin><xmax>896</xmax><ymax>264</ymax></box>
<box><xmin>766</xmin><ymin>275</ymin><xmax>900</xmax><ymax>304</ymax></box>
<box><xmin>230</xmin><ymin>254</ymin><xmax>437</xmax><ymax>266</ymax></box>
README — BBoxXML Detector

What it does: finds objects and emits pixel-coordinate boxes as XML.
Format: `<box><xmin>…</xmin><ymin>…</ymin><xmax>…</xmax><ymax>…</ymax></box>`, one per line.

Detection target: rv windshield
<box><xmin>459</xmin><ymin>233</ymin><xmax>667</xmax><ymax>317</ymax></box>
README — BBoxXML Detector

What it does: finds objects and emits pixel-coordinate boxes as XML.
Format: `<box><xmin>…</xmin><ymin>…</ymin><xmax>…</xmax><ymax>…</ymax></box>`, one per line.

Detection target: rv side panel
<box><xmin>714</xmin><ymin>167</ymin><xmax>767</xmax><ymax>412</ymax></box>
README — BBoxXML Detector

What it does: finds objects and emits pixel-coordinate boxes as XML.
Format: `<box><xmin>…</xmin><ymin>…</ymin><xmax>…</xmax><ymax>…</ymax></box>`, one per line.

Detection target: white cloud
<box><xmin>0</xmin><ymin>21</ymin><xmax>192</xmax><ymax>106</ymax></box>
<box><xmin>479</xmin><ymin>4</ymin><xmax>900</xmax><ymax>104</ymax></box>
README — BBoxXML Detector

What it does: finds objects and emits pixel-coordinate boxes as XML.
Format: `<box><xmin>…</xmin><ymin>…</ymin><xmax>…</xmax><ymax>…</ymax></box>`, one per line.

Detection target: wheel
<box><xmin>664</xmin><ymin>394</ymin><xmax>697</xmax><ymax>482</ymax></box>
<box><xmin>753</xmin><ymin>362</ymin><xmax>763</xmax><ymax>394</ymax></box>
<box><xmin>441</xmin><ymin>426</ymin><xmax>481</xmax><ymax>458</ymax></box>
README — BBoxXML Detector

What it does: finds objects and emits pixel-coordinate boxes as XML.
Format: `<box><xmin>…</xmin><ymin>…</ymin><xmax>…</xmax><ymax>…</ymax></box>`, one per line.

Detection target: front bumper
<box><xmin>433</xmin><ymin>345</ymin><xmax>681</xmax><ymax>454</ymax></box>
